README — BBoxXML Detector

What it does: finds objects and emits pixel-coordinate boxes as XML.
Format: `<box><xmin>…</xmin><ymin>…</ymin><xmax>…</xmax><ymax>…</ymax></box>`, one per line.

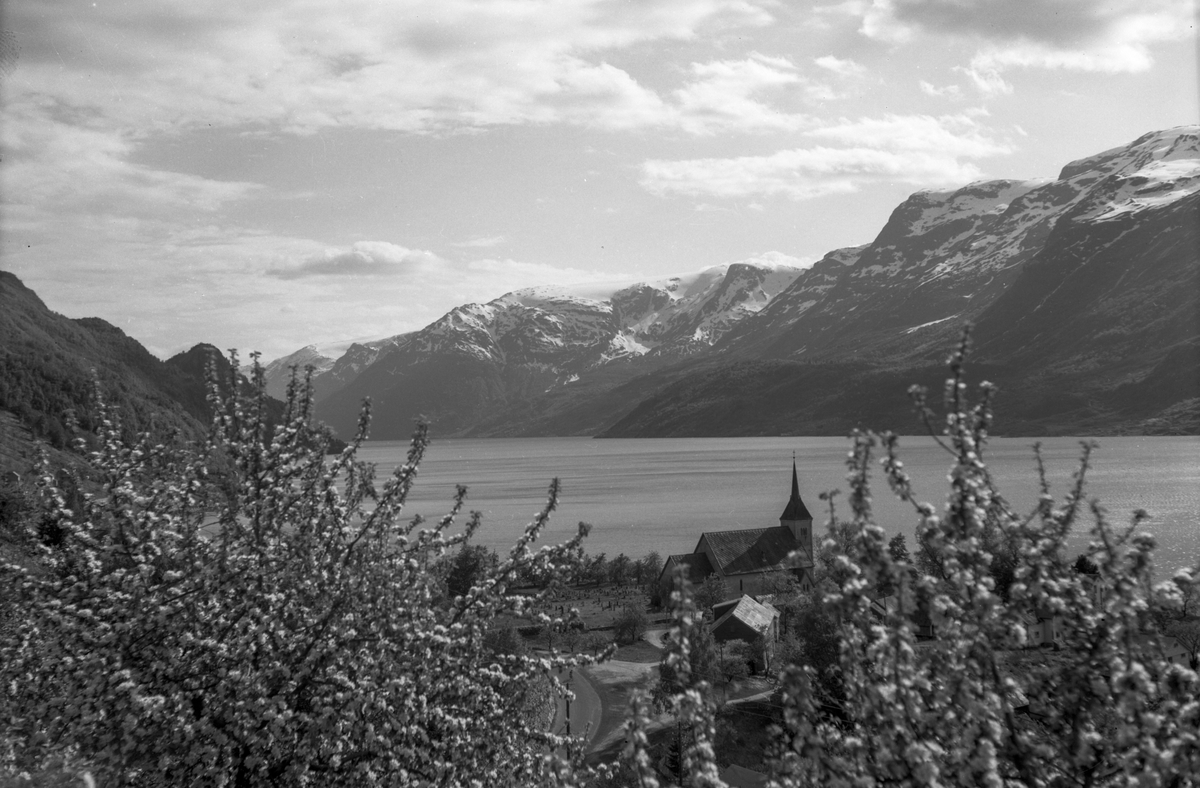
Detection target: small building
<box><xmin>711</xmin><ymin>594</ymin><xmax>780</xmax><ymax>673</ymax></box>
<box><xmin>658</xmin><ymin>461</ymin><xmax>816</xmax><ymax>604</ymax></box>
<box><xmin>1137</xmin><ymin>633</ymin><xmax>1192</xmax><ymax>667</ymax></box>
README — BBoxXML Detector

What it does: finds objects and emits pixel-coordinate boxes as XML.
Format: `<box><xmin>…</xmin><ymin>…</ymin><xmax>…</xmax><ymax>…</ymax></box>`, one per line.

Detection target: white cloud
<box><xmin>1</xmin><ymin>102</ymin><xmax>260</xmax><ymax>221</ymax></box>
<box><xmin>640</xmin><ymin>113</ymin><xmax>1009</xmax><ymax>199</ymax></box>
<box><xmin>806</xmin><ymin>113</ymin><xmax>1010</xmax><ymax>157</ymax></box>
<box><xmin>954</xmin><ymin>64</ymin><xmax>1013</xmax><ymax>96</ymax></box>
<box><xmin>5</xmin><ymin>0</ymin><xmax>776</xmax><ymax>136</ymax></box>
<box><xmin>860</xmin><ymin>0</ymin><xmax>1190</xmax><ymax>88</ymax></box>
<box><xmin>267</xmin><ymin>242</ymin><xmax>442</xmax><ymax>279</ymax></box>
<box><xmin>673</xmin><ymin>53</ymin><xmax>811</xmax><ymax>133</ymax></box>
<box><xmin>919</xmin><ymin>80</ymin><xmax>962</xmax><ymax>99</ymax></box>
<box><xmin>814</xmin><ymin>2</ymin><xmax>870</xmax><ymax>20</ymax></box>
<box><xmin>641</xmin><ymin>147</ymin><xmax>967</xmax><ymax>199</ymax></box>
<box><xmin>814</xmin><ymin>55</ymin><xmax>866</xmax><ymax>78</ymax></box>
<box><xmin>451</xmin><ymin>236</ymin><xmax>507</xmax><ymax>249</ymax></box>
<box><xmin>0</xmin><ymin>0</ymin><xmax>796</xmax><ymax>289</ymax></box>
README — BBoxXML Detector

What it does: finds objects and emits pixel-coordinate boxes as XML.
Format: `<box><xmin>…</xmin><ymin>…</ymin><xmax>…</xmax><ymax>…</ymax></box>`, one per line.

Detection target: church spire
<box><xmin>780</xmin><ymin>457</ymin><xmax>812</xmax><ymax>522</ymax></box>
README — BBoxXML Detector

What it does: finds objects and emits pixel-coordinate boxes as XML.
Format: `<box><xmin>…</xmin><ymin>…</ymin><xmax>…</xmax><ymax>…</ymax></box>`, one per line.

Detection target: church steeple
<box><xmin>779</xmin><ymin>458</ymin><xmax>812</xmax><ymax>522</ymax></box>
<box><xmin>780</xmin><ymin>457</ymin><xmax>814</xmax><ymax>565</ymax></box>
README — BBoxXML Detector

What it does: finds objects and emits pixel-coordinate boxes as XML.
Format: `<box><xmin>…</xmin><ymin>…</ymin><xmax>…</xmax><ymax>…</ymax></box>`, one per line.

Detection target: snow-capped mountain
<box><xmin>310</xmin><ymin>259</ymin><xmax>805</xmax><ymax>438</ymax></box>
<box><xmin>258</xmin><ymin>345</ymin><xmax>336</xmax><ymax>400</ymax></box>
<box><xmin>719</xmin><ymin>126</ymin><xmax>1200</xmax><ymax>365</ymax></box>
<box><xmin>499</xmin><ymin>258</ymin><xmax>806</xmax><ymax>360</ymax></box>
<box><xmin>311</xmin><ymin>337</ymin><xmax>406</xmax><ymax>402</ymax></box>
<box><xmin>602</xmin><ymin>126</ymin><xmax>1200</xmax><ymax>436</ymax></box>
<box><xmin>274</xmin><ymin>127</ymin><xmax>1197</xmax><ymax>439</ymax></box>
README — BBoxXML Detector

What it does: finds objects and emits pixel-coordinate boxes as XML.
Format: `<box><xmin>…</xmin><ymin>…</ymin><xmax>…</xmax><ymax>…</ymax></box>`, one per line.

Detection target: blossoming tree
<box><xmin>1</xmin><ymin>357</ymin><xmax>595</xmax><ymax>787</ymax></box>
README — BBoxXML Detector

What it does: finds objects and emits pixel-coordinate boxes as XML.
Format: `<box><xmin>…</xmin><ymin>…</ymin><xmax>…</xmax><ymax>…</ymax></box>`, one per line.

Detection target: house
<box><xmin>1021</xmin><ymin>613</ymin><xmax>1062</xmax><ymax>648</ymax></box>
<box><xmin>711</xmin><ymin>594</ymin><xmax>780</xmax><ymax>673</ymax></box>
<box><xmin>658</xmin><ymin>460</ymin><xmax>816</xmax><ymax>603</ymax></box>
<box><xmin>1140</xmin><ymin>633</ymin><xmax>1191</xmax><ymax>667</ymax></box>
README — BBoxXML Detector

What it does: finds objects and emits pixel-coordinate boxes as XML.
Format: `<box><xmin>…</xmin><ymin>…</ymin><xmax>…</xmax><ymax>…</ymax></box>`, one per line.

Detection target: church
<box><xmin>657</xmin><ymin>461</ymin><xmax>816</xmax><ymax>604</ymax></box>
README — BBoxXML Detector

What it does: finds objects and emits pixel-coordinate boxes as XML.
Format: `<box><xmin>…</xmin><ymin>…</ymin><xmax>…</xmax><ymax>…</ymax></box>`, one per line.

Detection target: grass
<box><xmin>612</xmin><ymin>639</ymin><xmax>662</xmax><ymax>663</ymax></box>
<box><xmin>543</xmin><ymin>583</ymin><xmax>654</xmax><ymax>630</ymax></box>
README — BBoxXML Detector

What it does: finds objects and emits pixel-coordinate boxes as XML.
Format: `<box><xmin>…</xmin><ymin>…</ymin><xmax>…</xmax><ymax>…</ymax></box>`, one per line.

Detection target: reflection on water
<box><xmin>357</xmin><ymin>436</ymin><xmax>1200</xmax><ymax>575</ymax></box>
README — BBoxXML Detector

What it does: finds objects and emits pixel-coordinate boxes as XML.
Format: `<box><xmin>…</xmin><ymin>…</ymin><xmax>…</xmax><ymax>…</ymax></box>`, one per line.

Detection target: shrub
<box><xmin>578</xmin><ymin>631</ymin><xmax>611</xmax><ymax>655</ymax></box>
<box><xmin>717</xmin><ymin>640</ymin><xmax>753</xmax><ymax>684</ymax></box>
<box><xmin>613</xmin><ymin>605</ymin><xmax>649</xmax><ymax>646</ymax></box>
<box><xmin>0</xmin><ymin>360</ymin><xmax>594</xmax><ymax>787</ymax></box>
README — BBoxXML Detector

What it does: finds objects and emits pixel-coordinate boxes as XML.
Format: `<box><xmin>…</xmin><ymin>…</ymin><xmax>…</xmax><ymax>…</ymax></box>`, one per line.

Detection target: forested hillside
<box><xmin>0</xmin><ymin>272</ymin><xmax>202</xmax><ymax>450</ymax></box>
<box><xmin>0</xmin><ymin>271</ymin><xmax>279</xmax><ymax>459</ymax></box>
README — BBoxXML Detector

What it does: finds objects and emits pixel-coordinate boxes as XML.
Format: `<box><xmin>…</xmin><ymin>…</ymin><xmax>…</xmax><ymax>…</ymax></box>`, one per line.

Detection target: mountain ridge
<box><xmin>168</xmin><ymin>126</ymin><xmax>1200</xmax><ymax>439</ymax></box>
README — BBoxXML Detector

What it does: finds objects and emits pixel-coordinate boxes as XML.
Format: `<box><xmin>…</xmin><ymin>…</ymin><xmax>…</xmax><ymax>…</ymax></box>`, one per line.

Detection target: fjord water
<box><xmin>358</xmin><ymin>436</ymin><xmax>1200</xmax><ymax>575</ymax></box>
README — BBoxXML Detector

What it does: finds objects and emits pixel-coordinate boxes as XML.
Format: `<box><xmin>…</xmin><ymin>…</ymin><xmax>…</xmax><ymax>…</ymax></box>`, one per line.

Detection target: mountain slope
<box><xmin>601</xmin><ymin>127</ymin><xmax>1200</xmax><ymax>437</ymax></box>
<box><xmin>313</xmin><ymin>260</ymin><xmax>806</xmax><ymax>438</ymax></box>
<box><xmin>259</xmin><ymin>345</ymin><xmax>337</xmax><ymax>400</ymax></box>
<box><xmin>0</xmin><ymin>271</ymin><xmax>206</xmax><ymax>449</ymax></box>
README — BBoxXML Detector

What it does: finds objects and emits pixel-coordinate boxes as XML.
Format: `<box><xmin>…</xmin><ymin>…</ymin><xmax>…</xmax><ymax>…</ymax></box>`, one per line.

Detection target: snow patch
<box><xmin>1079</xmin><ymin>154</ymin><xmax>1200</xmax><ymax>222</ymax></box>
<box><xmin>906</xmin><ymin>180</ymin><xmax>1046</xmax><ymax>238</ymax></box>
<box><xmin>904</xmin><ymin>314</ymin><xmax>960</xmax><ymax>334</ymax></box>
<box><xmin>603</xmin><ymin>332</ymin><xmax>653</xmax><ymax>361</ymax></box>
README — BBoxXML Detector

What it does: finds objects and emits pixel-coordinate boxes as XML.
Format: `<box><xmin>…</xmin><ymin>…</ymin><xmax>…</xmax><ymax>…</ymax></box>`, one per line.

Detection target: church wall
<box><xmin>723</xmin><ymin>572</ymin><xmax>771</xmax><ymax>599</ymax></box>
<box><xmin>781</xmin><ymin>517</ymin><xmax>814</xmax><ymax>560</ymax></box>
<box><xmin>723</xmin><ymin>568</ymin><xmax>812</xmax><ymax>599</ymax></box>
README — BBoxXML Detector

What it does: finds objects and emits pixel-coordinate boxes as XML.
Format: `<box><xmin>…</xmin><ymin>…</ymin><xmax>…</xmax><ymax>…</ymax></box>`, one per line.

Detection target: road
<box><xmin>550</xmin><ymin>666</ymin><xmax>603</xmax><ymax>749</ymax></box>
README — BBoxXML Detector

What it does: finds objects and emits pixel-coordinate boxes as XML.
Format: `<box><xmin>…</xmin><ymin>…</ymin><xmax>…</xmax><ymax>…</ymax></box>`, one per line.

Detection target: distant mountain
<box><xmin>309</xmin><ymin>259</ymin><xmax>806</xmax><ymax>438</ymax></box>
<box><xmin>258</xmin><ymin>345</ymin><xmax>337</xmax><ymax>400</ymax></box>
<box><xmin>163</xmin><ymin>342</ymin><xmax>290</xmax><ymax>429</ymax></box>
<box><xmin>272</xmin><ymin>127</ymin><xmax>1200</xmax><ymax>438</ymax></box>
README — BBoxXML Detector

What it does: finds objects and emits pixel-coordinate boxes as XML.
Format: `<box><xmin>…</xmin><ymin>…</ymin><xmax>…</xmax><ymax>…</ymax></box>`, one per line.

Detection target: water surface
<box><xmin>357</xmin><ymin>436</ymin><xmax>1200</xmax><ymax>575</ymax></box>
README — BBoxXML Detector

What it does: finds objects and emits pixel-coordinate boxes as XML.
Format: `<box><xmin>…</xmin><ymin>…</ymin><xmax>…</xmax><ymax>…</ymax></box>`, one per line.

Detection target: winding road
<box><xmin>550</xmin><ymin>667</ymin><xmax>604</xmax><ymax>749</ymax></box>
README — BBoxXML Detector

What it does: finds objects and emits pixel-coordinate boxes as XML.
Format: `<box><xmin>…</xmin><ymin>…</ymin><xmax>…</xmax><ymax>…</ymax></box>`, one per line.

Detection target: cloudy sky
<box><xmin>1</xmin><ymin>0</ymin><xmax>1195</xmax><ymax>360</ymax></box>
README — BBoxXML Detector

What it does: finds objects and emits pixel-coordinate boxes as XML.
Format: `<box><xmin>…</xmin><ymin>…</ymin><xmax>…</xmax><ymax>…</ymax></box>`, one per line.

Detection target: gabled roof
<box><xmin>711</xmin><ymin>597</ymin><xmax>741</xmax><ymax>620</ymax></box>
<box><xmin>698</xmin><ymin>526</ymin><xmax>811</xmax><ymax>575</ymax></box>
<box><xmin>780</xmin><ymin>460</ymin><xmax>812</xmax><ymax>521</ymax></box>
<box><xmin>711</xmin><ymin>595</ymin><xmax>779</xmax><ymax>640</ymax></box>
<box><xmin>659</xmin><ymin>552</ymin><xmax>715</xmax><ymax>586</ymax></box>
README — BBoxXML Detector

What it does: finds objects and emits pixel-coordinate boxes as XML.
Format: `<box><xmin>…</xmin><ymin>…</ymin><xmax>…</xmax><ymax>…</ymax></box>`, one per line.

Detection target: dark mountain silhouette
<box><xmin>0</xmin><ymin>272</ymin><xmax>288</xmax><ymax>471</ymax></box>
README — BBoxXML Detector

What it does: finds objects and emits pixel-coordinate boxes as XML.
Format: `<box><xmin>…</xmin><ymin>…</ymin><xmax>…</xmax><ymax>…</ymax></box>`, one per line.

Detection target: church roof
<box><xmin>659</xmin><ymin>552</ymin><xmax>715</xmax><ymax>585</ymax></box>
<box><xmin>697</xmin><ymin>526</ymin><xmax>810</xmax><ymax>575</ymax></box>
<box><xmin>779</xmin><ymin>460</ymin><xmax>812</xmax><ymax>521</ymax></box>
